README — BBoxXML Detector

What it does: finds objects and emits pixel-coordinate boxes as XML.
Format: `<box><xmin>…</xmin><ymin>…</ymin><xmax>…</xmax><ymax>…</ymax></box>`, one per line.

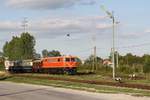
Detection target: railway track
<box><xmin>13</xmin><ymin>74</ymin><xmax>150</xmax><ymax>90</ymax></box>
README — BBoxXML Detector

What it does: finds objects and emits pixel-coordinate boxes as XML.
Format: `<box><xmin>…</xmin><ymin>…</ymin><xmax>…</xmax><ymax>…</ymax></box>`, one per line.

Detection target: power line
<box><xmin>117</xmin><ymin>42</ymin><xmax>150</xmax><ymax>49</ymax></box>
<box><xmin>95</xmin><ymin>42</ymin><xmax>150</xmax><ymax>50</ymax></box>
<box><xmin>77</xmin><ymin>48</ymin><xmax>93</xmax><ymax>53</ymax></box>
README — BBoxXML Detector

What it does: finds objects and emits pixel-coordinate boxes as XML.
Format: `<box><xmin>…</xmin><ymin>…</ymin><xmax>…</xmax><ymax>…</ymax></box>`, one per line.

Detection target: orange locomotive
<box><xmin>33</xmin><ymin>56</ymin><xmax>80</xmax><ymax>74</ymax></box>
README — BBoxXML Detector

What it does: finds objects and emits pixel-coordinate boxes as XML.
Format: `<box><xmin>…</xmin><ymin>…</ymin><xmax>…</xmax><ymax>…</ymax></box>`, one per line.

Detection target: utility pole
<box><xmin>101</xmin><ymin>5</ymin><xmax>116</xmax><ymax>79</ymax></box>
<box><xmin>22</xmin><ymin>17</ymin><xmax>28</xmax><ymax>33</ymax></box>
<box><xmin>91</xmin><ymin>45</ymin><xmax>97</xmax><ymax>72</ymax></box>
<box><xmin>112</xmin><ymin>12</ymin><xmax>115</xmax><ymax>79</ymax></box>
<box><xmin>94</xmin><ymin>46</ymin><xmax>97</xmax><ymax>71</ymax></box>
<box><xmin>92</xmin><ymin>46</ymin><xmax>96</xmax><ymax>72</ymax></box>
<box><xmin>116</xmin><ymin>51</ymin><xmax>119</xmax><ymax>68</ymax></box>
<box><xmin>91</xmin><ymin>26</ymin><xmax>97</xmax><ymax>72</ymax></box>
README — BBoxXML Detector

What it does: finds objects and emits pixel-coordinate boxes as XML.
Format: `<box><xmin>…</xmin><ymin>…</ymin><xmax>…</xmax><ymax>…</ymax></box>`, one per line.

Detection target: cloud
<box><xmin>29</xmin><ymin>16</ymin><xmax>111</xmax><ymax>38</ymax></box>
<box><xmin>6</xmin><ymin>0</ymin><xmax>97</xmax><ymax>10</ymax></box>
<box><xmin>96</xmin><ymin>23</ymin><xmax>112</xmax><ymax>29</ymax></box>
<box><xmin>0</xmin><ymin>16</ymin><xmax>110</xmax><ymax>39</ymax></box>
<box><xmin>0</xmin><ymin>21</ymin><xmax>20</xmax><ymax>31</ymax></box>
<box><xmin>145</xmin><ymin>29</ymin><xmax>150</xmax><ymax>33</ymax></box>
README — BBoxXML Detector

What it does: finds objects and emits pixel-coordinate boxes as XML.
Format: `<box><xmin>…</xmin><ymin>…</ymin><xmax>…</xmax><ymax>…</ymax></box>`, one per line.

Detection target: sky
<box><xmin>0</xmin><ymin>0</ymin><xmax>150</xmax><ymax>59</ymax></box>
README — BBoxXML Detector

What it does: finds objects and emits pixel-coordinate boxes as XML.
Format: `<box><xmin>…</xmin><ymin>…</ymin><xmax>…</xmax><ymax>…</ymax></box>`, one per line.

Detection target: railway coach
<box><xmin>5</xmin><ymin>59</ymin><xmax>33</xmax><ymax>73</ymax></box>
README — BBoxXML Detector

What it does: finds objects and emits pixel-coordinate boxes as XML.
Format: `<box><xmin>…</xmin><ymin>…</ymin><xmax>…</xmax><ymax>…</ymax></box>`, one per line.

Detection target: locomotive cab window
<box><xmin>71</xmin><ymin>58</ymin><xmax>75</xmax><ymax>62</ymax></box>
<box><xmin>58</xmin><ymin>58</ymin><xmax>60</xmax><ymax>62</ymax></box>
<box><xmin>65</xmin><ymin>58</ymin><xmax>70</xmax><ymax>62</ymax></box>
<box><xmin>75</xmin><ymin>58</ymin><xmax>81</xmax><ymax>62</ymax></box>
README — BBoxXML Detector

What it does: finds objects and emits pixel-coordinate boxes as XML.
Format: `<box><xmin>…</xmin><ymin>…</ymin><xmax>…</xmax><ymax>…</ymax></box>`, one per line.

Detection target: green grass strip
<box><xmin>4</xmin><ymin>76</ymin><xmax>150</xmax><ymax>97</ymax></box>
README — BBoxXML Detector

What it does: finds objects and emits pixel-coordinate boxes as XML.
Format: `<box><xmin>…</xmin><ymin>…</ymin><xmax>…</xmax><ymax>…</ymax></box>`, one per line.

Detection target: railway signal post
<box><xmin>101</xmin><ymin>5</ymin><xmax>117</xmax><ymax>79</ymax></box>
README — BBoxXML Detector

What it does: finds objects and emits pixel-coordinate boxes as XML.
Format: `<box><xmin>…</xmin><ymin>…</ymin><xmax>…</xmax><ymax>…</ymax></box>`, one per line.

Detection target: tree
<box><xmin>143</xmin><ymin>55</ymin><xmax>150</xmax><ymax>74</ymax></box>
<box><xmin>10</xmin><ymin>36</ymin><xmax>22</xmax><ymax>60</ymax></box>
<box><xmin>84</xmin><ymin>55</ymin><xmax>103</xmax><ymax>72</ymax></box>
<box><xmin>20</xmin><ymin>33</ymin><xmax>36</xmax><ymax>59</ymax></box>
<box><xmin>34</xmin><ymin>53</ymin><xmax>41</xmax><ymax>59</ymax></box>
<box><xmin>42</xmin><ymin>49</ymin><xmax>49</xmax><ymax>58</ymax></box>
<box><xmin>48</xmin><ymin>50</ymin><xmax>61</xmax><ymax>57</ymax></box>
<box><xmin>42</xmin><ymin>50</ymin><xmax>61</xmax><ymax>57</ymax></box>
<box><xmin>3</xmin><ymin>41</ymin><xmax>9</xmax><ymax>57</ymax></box>
<box><xmin>3</xmin><ymin>32</ymin><xmax>36</xmax><ymax>60</ymax></box>
<box><xmin>84</xmin><ymin>55</ymin><xmax>102</xmax><ymax>64</ymax></box>
<box><xmin>0</xmin><ymin>51</ymin><xmax>3</xmax><ymax>57</ymax></box>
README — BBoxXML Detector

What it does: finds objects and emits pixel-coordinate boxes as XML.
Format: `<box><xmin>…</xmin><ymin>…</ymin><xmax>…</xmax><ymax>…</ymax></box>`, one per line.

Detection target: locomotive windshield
<box><xmin>71</xmin><ymin>58</ymin><xmax>75</xmax><ymax>62</ymax></box>
<box><xmin>75</xmin><ymin>58</ymin><xmax>81</xmax><ymax>63</ymax></box>
<box><xmin>65</xmin><ymin>57</ymin><xmax>81</xmax><ymax>63</ymax></box>
<box><xmin>65</xmin><ymin>58</ymin><xmax>75</xmax><ymax>62</ymax></box>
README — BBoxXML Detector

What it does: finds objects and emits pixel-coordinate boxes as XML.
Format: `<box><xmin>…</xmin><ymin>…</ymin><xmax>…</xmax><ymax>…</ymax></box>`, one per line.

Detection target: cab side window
<box><xmin>65</xmin><ymin>58</ymin><xmax>70</xmax><ymax>62</ymax></box>
<box><xmin>71</xmin><ymin>58</ymin><xmax>75</xmax><ymax>62</ymax></box>
<box><xmin>58</xmin><ymin>59</ymin><xmax>60</xmax><ymax>62</ymax></box>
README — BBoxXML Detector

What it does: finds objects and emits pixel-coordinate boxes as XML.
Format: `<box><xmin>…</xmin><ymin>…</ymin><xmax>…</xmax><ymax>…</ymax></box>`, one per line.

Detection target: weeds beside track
<box><xmin>12</xmin><ymin>74</ymin><xmax>150</xmax><ymax>90</ymax></box>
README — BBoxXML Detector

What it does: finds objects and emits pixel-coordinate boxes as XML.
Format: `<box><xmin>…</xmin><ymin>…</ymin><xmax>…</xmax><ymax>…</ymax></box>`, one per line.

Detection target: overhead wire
<box><xmin>117</xmin><ymin>42</ymin><xmax>150</xmax><ymax>49</ymax></box>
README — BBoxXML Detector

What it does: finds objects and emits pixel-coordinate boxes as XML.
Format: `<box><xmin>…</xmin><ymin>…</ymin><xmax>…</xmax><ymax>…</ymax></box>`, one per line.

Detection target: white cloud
<box><xmin>145</xmin><ymin>29</ymin><xmax>150</xmax><ymax>33</ymax></box>
<box><xmin>96</xmin><ymin>23</ymin><xmax>112</xmax><ymax>29</ymax></box>
<box><xmin>119</xmin><ymin>30</ymin><xmax>150</xmax><ymax>39</ymax></box>
<box><xmin>29</xmin><ymin>16</ymin><xmax>111</xmax><ymax>38</ymax></box>
<box><xmin>0</xmin><ymin>16</ymin><xmax>110</xmax><ymax>39</ymax></box>
<box><xmin>6</xmin><ymin>0</ymin><xmax>97</xmax><ymax>10</ymax></box>
<box><xmin>0</xmin><ymin>21</ymin><xmax>20</xmax><ymax>31</ymax></box>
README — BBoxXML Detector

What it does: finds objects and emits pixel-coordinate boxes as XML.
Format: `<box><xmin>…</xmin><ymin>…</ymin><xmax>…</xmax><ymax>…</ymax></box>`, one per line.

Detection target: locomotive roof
<box><xmin>42</xmin><ymin>56</ymin><xmax>77</xmax><ymax>59</ymax></box>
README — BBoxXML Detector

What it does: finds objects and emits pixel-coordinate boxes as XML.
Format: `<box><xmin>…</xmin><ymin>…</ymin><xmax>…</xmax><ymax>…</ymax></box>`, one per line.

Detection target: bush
<box><xmin>0</xmin><ymin>71</ymin><xmax>10</xmax><ymax>80</ymax></box>
<box><xmin>118</xmin><ymin>65</ymin><xmax>134</xmax><ymax>74</ymax></box>
<box><xmin>143</xmin><ymin>65</ymin><xmax>150</xmax><ymax>74</ymax></box>
<box><xmin>143</xmin><ymin>57</ymin><xmax>150</xmax><ymax>74</ymax></box>
<box><xmin>0</xmin><ymin>64</ymin><xmax>5</xmax><ymax>71</ymax></box>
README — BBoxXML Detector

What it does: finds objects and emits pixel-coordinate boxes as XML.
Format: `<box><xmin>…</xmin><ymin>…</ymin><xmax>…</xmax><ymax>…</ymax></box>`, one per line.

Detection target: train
<box><xmin>4</xmin><ymin>56</ymin><xmax>81</xmax><ymax>74</ymax></box>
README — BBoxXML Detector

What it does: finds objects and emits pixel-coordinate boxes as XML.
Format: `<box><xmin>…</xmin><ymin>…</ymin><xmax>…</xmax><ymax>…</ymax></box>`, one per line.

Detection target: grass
<box><xmin>0</xmin><ymin>71</ymin><xmax>10</xmax><ymax>80</ymax></box>
<box><xmin>27</xmin><ymin>73</ymin><xmax>111</xmax><ymax>81</ymax></box>
<box><xmin>0</xmin><ymin>65</ymin><xmax>150</xmax><ymax>97</ymax></box>
<box><xmin>13</xmin><ymin>73</ymin><xmax>150</xmax><ymax>86</ymax></box>
<box><xmin>0</xmin><ymin>64</ymin><xmax>5</xmax><ymax>71</ymax></box>
<box><xmin>3</xmin><ymin>75</ymin><xmax>150</xmax><ymax>97</ymax></box>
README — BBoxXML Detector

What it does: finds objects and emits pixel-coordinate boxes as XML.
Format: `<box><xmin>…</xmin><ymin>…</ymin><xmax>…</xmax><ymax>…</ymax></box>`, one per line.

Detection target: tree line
<box><xmin>1</xmin><ymin>32</ymin><xmax>150</xmax><ymax>74</ymax></box>
<box><xmin>2</xmin><ymin>32</ymin><xmax>62</xmax><ymax>60</ymax></box>
<box><xmin>118</xmin><ymin>53</ymin><xmax>150</xmax><ymax>74</ymax></box>
<box><xmin>82</xmin><ymin>53</ymin><xmax>150</xmax><ymax>74</ymax></box>
<box><xmin>3</xmin><ymin>33</ymin><xmax>36</xmax><ymax>60</ymax></box>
